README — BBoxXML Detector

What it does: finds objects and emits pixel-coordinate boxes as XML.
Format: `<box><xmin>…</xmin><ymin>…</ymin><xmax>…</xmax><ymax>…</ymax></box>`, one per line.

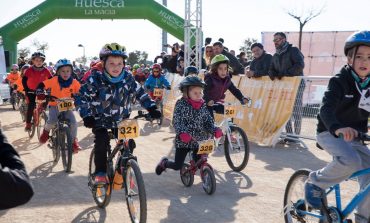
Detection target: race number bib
<box><xmin>225</xmin><ymin>105</ymin><xmax>236</xmax><ymax>118</ymax></box>
<box><xmin>57</xmin><ymin>99</ymin><xmax>75</xmax><ymax>112</ymax></box>
<box><xmin>359</xmin><ymin>89</ymin><xmax>370</xmax><ymax>112</ymax></box>
<box><xmin>118</xmin><ymin>119</ymin><xmax>139</xmax><ymax>139</ymax></box>
<box><xmin>153</xmin><ymin>88</ymin><xmax>163</xmax><ymax>97</ymax></box>
<box><xmin>197</xmin><ymin>139</ymin><xmax>215</xmax><ymax>155</ymax></box>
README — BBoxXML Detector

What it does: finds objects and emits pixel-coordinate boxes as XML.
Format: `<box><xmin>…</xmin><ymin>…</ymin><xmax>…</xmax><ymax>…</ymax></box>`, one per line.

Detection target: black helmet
<box><xmin>344</xmin><ymin>30</ymin><xmax>370</xmax><ymax>56</ymax></box>
<box><xmin>184</xmin><ymin>66</ymin><xmax>199</xmax><ymax>77</ymax></box>
<box><xmin>31</xmin><ymin>52</ymin><xmax>46</xmax><ymax>60</ymax></box>
<box><xmin>179</xmin><ymin>76</ymin><xmax>206</xmax><ymax>92</ymax></box>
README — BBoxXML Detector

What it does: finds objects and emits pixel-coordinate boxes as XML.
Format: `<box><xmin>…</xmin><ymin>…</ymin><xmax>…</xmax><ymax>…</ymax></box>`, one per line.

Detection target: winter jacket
<box><xmin>144</xmin><ymin>74</ymin><xmax>171</xmax><ymax>92</ymax></box>
<box><xmin>0</xmin><ymin>129</ymin><xmax>34</xmax><ymax>210</ymax></box>
<box><xmin>317</xmin><ymin>65</ymin><xmax>369</xmax><ymax>135</ymax></box>
<box><xmin>222</xmin><ymin>50</ymin><xmax>244</xmax><ymax>75</ymax></box>
<box><xmin>22</xmin><ymin>66</ymin><xmax>51</xmax><ymax>91</ymax></box>
<box><xmin>203</xmin><ymin>73</ymin><xmax>245</xmax><ymax>104</ymax></box>
<box><xmin>250</xmin><ymin>52</ymin><xmax>273</xmax><ymax>77</ymax></box>
<box><xmin>75</xmin><ymin>69</ymin><xmax>155</xmax><ymax>129</ymax></box>
<box><xmin>269</xmin><ymin>44</ymin><xmax>304</xmax><ymax>78</ymax></box>
<box><xmin>173</xmin><ymin>98</ymin><xmax>216</xmax><ymax>149</ymax></box>
<box><xmin>6</xmin><ymin>72</ymin><xmax>20</xmax><ymax>85</ymax></box>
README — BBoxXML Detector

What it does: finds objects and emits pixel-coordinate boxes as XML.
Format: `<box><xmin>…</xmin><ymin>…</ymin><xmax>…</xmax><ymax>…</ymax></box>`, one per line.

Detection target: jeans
<box><xmin>309</xmin><ymin>131</ymin><xmax>370</xmax><ymax>222</ymax></box>
<box><xmin>45</xmin><ymin>106</ymin><xmax>77</xmax><ymax>139</ymax></box>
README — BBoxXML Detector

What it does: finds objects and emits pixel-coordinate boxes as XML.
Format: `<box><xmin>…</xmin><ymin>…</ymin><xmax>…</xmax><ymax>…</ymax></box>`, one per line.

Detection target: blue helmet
<box><xmin>344</xmin><ymin>30</ymin><xmax>370</xmax><ymax>56</ymax></box>
<box><xmin>54</xmin><ymin>59</ymin><xmax>73</xmax><ymax>72</ymax></box>
<box><xmin>184</xmin><ymin>66</ymin><xmax>199</xmax><ymax>77</ymax></box>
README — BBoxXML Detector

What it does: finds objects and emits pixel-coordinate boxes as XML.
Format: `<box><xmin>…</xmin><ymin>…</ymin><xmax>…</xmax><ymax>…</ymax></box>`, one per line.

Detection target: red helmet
<box><xmin>151</xmin><ymin>63</ymin><xmax>162</xmax><ymax>71</ymax></box>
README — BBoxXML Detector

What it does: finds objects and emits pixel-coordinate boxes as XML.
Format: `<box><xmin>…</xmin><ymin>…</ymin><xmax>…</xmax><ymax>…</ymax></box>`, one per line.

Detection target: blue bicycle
<box><xmin>283</xmin><ymin>133</ymin><xmax>370</xmax><ymax>223</ymax></box>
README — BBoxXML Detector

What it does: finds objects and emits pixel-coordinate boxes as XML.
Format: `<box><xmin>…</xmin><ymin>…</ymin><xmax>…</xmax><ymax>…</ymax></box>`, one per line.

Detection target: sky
<box><xmin>0</xmin><ymin>0</ymin><xmax>369</xmax><ymax>65</ymax></box>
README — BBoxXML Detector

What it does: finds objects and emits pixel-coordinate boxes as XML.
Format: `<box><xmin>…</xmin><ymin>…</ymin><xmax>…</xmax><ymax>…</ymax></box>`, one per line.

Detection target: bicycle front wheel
<box><xmin>12</xmin><ymin>93</ymin><xmax>20</xmax><ymax>110</ymax></box>
<box><xmin>224</xmin><ymin>125</ymin><xmax>249</xmax><ymax>172</ymax></box>
<box><xmin>37</xmin><ymin>111</ymin><xmax>47</xmax><ymax>140</ymax></box>
<box><xmin>124</xmin><ymin>159</ymin><xmax>147</xmax><ymax>223</ymax></box>
<box><xmin>180</xmin><ymin>163</ymin><xmax>194</xmax><ymax>187</ymax></box>
<box><xmin>59</xmin><ymin>127</ymin><xmax>73</xmax><ymax>172</ymax></box>
<box><xmin>28</xmin><ymin>121</ymin><xmax>36</xmax><ymax>139</ymax></box>
<box><xmin>283</xmin><ymin>169</ymin><xmax>320</xmax><ymax>223</ymax></box>
<box><xmin>201</xmin><ymin>165</ymin><xmax>216</xmax><ymax>195</ymax></box>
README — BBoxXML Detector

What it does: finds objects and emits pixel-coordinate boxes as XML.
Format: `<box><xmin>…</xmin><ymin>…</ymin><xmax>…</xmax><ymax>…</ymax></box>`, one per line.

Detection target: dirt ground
<box><xmin>0</xmin><ymin>104</ymin><xmax>358</xmax><ymax>223</ymax></box>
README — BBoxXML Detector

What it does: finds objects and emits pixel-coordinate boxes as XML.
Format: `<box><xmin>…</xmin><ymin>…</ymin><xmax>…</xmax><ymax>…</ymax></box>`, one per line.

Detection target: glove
<box><xmin>147</xmin><ymin>106</ymin><xmax>161</xmax><ymax>119</ymax></box>
<box><xmin>214</xmin><ymin>128</ymin><xmax>223</xmax><ymax>139</ymax></box>
<box><xmin>83</xmin><ymin>116</ymin><xmax>95</xmax><ymax>129</ymax></box>
<box><xmin>179</xmin><ymin>133</ymin><xmax>192</xmax><ymax>143</ymax></box>
<box><xmin>37</xmin><ymin>94</ymin><xmax>46</xmax><ymax>100</ymax></box>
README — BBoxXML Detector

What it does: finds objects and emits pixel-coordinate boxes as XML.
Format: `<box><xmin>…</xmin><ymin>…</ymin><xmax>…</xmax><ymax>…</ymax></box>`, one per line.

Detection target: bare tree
<box><xmin>31</xmin><ymin>39</ymin><xmax>49</xmax><ymax>53</ymax></box>
<box><xmin>286</xmin><ymin>3</ymin><xmax>325</xmax><ymax>49</ymax></box>
<box><xmin>18</xmin><ymin>47</ymin><xmax>30</xmax><ymax>59</ymax></box>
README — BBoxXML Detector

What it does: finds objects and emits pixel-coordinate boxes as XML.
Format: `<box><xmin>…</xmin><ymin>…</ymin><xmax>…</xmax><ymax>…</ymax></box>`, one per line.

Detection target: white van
<box><xmin>0</xmin><ymin>36</ymin><xmax>10</xmax><ymax>104</ymax></box>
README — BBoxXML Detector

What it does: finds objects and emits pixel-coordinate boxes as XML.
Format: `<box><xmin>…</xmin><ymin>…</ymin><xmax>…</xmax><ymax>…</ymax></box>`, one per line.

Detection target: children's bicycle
<box><xmin>214</xmin><ymin>102</ymin><xmax>250</xmax><ymax>172</ymax></box>
<box><xmin>88</xmin><ymin>113</ymin><xmax>148</xmax><ymax>223</ymax></box>
<box><xmin>283</xmin><ymin>133</ymin><xmax>370</xmax><ymax>223</ymax></box>
<box><xmin>180</xmin><ymin>138</ymin><xmax>217</xmax><ymax>195</ymax></box>
<box><xmin>26</xmin><ymin>92</ymin><xmax>47</xmax><ymax>139</ymax></box>
<box><xmin>18</xmin><ymin>93</ymin><xmax>28</xmax><ymax>122</ymax></box>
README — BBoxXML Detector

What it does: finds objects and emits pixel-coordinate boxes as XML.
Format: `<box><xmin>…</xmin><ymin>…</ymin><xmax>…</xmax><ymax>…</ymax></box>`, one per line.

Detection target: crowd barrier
<box><xmin>162</xmin><ymin>73</ymin><xmax>325</xmax><ymax>147</ymax></box>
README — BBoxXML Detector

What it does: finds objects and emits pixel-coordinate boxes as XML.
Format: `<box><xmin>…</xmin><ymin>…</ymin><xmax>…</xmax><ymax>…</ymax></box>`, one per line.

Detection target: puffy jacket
<box><xmin>317</xmin><ymin>65</ymin><xmax>369</xmax><ymax>135</ymax></box>
<box><xmin>203</xmin><ymin>73</ymin><xmax>245</xmax><ymax>104</ymax></box>
<box><xmin>250</xmin><ymin>52</ymin><xmax>273</xmax><ymax>77</ymax></box>
<box><xmin>75</xmin><ymin>69</ymin><xmax>155</xmax><ymax>129</ymax></box>
<box><xmin>269</xmin><ymin>43</ymin><xmax>304</xmax><ymax>78</ymax></box>
<box><xmin>0</xmin><ymin>129</ymin><xmax>34</xmax><ymax>210</ymax></box>
<box><xmin>173</xmin><ymin>98</ymin><xmax>216</xmax><ymax>149</ymax></box>
<box><xmin>144</xmin><ymin>74</ymin><xmax>170</xmax><ymax>92</ymax></box>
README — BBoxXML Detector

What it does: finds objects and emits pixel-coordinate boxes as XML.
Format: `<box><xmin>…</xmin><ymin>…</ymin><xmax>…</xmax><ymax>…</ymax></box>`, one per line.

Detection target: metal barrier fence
<box><xmin>282</xmin><ymin>76</ymin><xmax>330</xmax><ymax>142</ymax></box>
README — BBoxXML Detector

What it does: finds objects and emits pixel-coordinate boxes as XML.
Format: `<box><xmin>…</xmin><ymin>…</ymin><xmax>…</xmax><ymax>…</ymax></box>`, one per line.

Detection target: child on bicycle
<box><xmin>22</xmin><ymin>52</ymin><xmax>52</xmax><ymax>131</ymax></box>
<box><xmin>204</xmin><ymin>54</ymin><xmax>250</xmax><ymax>118</ymax></box>
<box><xmin>305</xmin><ymin>31</ymin><xmax>370</xmax><ymax>223</ymax></box>
<box><xmin>155</xmin><ymin>74</ymin><xmax>222</xmax><ymax>175</ymax></box>
<box><xmin>36</xmin><ymin>59</ymin><xmax>81</xmax><ymax>153</ymax></box>
<box><xmin>75</xmin><ymin>43</ymin><xmax>161</xmax><ymax>184</ymax></box>
<box><xmin>4</xmin><ymin>64</ymin><xmax>20</xmax><ymax>96</ymax></box>
<box><xmin>144</xmin><ymin>63</ymin><xmax>171</xmax><ymax>100</ymax></box>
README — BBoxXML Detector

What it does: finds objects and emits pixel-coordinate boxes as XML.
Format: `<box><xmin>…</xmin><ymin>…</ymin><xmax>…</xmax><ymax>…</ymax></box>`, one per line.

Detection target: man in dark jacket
<box><xmin>269</xmin><ymin>32</ymin><xmax>305</xmax><ymax>140</ymax></box>
<box><xmin>213</xmin><ymin>41</ymin><xmax>244</xmax><ymax>75</ymax></box>
<box><xmin>0</xmin><ymin>128</ymin><xmax>33</xmax><ymax>210</ymax></box>
<box><xmin>246</xmin><ymin>43</ymin><xmax>272</xmax><ymax>77</ymax></box>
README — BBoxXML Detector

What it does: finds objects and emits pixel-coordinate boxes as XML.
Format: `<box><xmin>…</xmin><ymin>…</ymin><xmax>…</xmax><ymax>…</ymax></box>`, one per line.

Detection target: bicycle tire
<box><xmin>28</xmin><ymin>121</ymin><xmax>36</xmax><ymax>139</ymax></box>
<box><xmin>12</xmin><ymin>93</ymin><xmax>20</xmax><ymax>110</ymax></box>
<box><xmin>60</xmin><ymin>127</ymin><xmax>73</xmax><ymax>172</ymax></box>
<box><xmin>224</xmin><ymin>125</ymin><xmax>249</xmax><ymax>172</ymax></box>
<box><xmin>180</xmin><ymin>163</ymin><xmax>194</xmax><ymax>187</ymax></box>
<box><xmin>50</xmin><ymin>129</ymin><xmax>60</xmax><ymax>165</ymax></box>
<box><xmin>20</xmin><ymin>102</ymin><xmax>27</xmax><ymax>122</ymax></box>
<box><xmin>124</xmin><ymin>159</ymin><xmax>147</xmax><ymax>223</ymax></box>
<box><xmin>37</xmin><ymin>111</ymin><xmax>47</xmax><ymax>140</ymax></box>
<box><xmin>283</xmin><ymin>169</ymin><xmax>315</xmax><ymax>223</ymax></box>
<box><xmin>88</xmin><ymin>148</ymin><xmax>112</xmax><ymax>208</ymax></box>
<box><xmin>201</xmin><ymin>165</ymin><xmax>216</xmax><ymax>195</ymax></box>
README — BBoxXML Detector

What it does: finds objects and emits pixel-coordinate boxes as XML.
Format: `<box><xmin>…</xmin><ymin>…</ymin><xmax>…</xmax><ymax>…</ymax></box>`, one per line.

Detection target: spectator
<box><xmin>218</xmin><ymin>38</ymin><xmax>229</xmax><ymax>51</ymax></box>
<box><xmin>269</xmin><ymin>32</ymin><xmax>305</xmax><ymax>141</ymax></box>
<box><xmin>238</xmin><ymin>52</ymin><xmax>250</xmax><ymax>68</ymax></box>
<box><xmin>154</xmin><ymin>51</ymin><xmax>167</xmax><ymax>65</ymax></box>
<box><xmin>246</xmin><ymin>43</ymin><xmax>272</xmax><ymax>78</ymax></box>
<box><xmin>204</xmin><ymin>45</ymin><xmax>215</xmax><ymax>69</ymax></box>
<box><xmin>202</xmin><ymin>37</ymin><xmax>212</xmax><ymax>55</ymax></box>
<box><xmin>229</xmin><ymin>50</ymin><xmax>236</xmax><ymax>57</ymax></box>
<box><xmin>213</xmin><ymin>41</ymin><xmax>244</xmax><ymax>75</ymax></box>
<box><xmin>0</xmin><ymin>127</ymin><xmax>34</xmax><ymax>210</ymax></box>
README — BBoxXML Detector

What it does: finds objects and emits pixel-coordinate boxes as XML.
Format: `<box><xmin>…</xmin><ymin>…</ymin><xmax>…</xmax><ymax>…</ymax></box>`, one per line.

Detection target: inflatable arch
<box><xmin>0</xmin><ymin>0</ymin><xmax>185</xmax><ymax>69</ymax></box>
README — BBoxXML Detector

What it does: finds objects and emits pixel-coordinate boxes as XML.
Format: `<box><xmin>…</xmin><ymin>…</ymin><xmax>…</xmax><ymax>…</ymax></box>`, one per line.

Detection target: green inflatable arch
<box><xmin>0</xmin><ymin>0</ymin><xmax>185</xmax><ymax>68</ymax></box>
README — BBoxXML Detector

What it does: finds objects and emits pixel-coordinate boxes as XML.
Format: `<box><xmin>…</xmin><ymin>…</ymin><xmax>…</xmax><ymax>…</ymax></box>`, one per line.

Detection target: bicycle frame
<box><xmin>187</xmin><ymin>153</ymin><xmax>212</xmax><ymax>175</ymax></box>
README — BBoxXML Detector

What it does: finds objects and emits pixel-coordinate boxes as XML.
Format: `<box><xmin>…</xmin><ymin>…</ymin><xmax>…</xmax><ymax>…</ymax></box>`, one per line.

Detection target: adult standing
<box><xmin>268</xmin><ymin>32</ymin><xmax>305</xmax><ymax>140</ymax></box>
<box><xmin>246</xmin><ymin>43</ymin><xmax>272</xmax><ymax>78</ymax></box>
<box><xmin>238</xmin><ymin>52</ymin><xmax>250</xmax><ymax>68</ymax></box>
<box><xmin>213</xmin><ymin>41</ymin><xmax>244</xmax><ymax>75</ymax></box>
<box><xmin>204</xmin><ymin>45</ymin><xmax>215</xmax><ymax>70</ymax></box>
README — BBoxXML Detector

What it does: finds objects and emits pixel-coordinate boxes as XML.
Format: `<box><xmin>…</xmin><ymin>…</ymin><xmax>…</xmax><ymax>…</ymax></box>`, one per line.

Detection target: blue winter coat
<box><xmin>144</xmin><ymin>74</ymin><xmax>170</xmax><ymax>92</ymax></box>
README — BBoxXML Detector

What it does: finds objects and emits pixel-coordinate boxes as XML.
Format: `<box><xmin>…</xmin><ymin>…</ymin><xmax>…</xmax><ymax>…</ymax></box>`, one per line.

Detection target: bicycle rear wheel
<box><xmin>59</xmin><ymin>127</ymin><xmax>73</xmax><ymax>172</ymax></box>
<box><xmin>180</xmin><ymin>163</ymin><xmax>194</xmax><ymax>187</ymax></box>
<box><xmin>201</xmin><ymin>165</ymin><xmax>216</xmax><ymax>195</ymax></box>
<box><xmin>124</xmin><ymin>159</ymin><xmax>147</xmax><ymax>223</ymax></box>
<box><xmin>224</xmin><ymin>125</ymin><xmax>249</xmax><ymax>172</ymax></box>
<box><xmin>88</xmin><ymin>148</ymin><xmax>112</xmax><ymax>208</ymax></box>
<box><xmin>37</xmin><ymin>111</ymin><xmax>47</xmax><ymax>140</ymax></box>
<box><xmin>283</xmin><ymin>169</ymin><xmax>320</xmax><ymax>223</ymax></box>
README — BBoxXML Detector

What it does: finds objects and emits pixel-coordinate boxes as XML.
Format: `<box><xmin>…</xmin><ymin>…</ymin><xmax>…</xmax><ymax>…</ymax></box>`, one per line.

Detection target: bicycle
<box><xmin>180</xmin><ymin>138</ymin><xmax>217</xmax><ymax>195</ymax></box>
<box><xmin>25</xmin><ymin>91</ymin><xmax>47</xmax><ymax>139</ymax></box>
<box><xmin>46</xmin><ymin>96</ymin><xmax>75</xmax><ymax>172</ymax></box>
<box><xmin>213</xmin><ymin>102</ymin><xmax>251</xmax><ymax>172</ymax></box>
<box><xmin>283</xmin><ymin>133</ymin><xmax>370</xmax><ymax>223</ymax></box>
<box><xmin>10</xmin><ymin>88</ymin><xmax>20</xmax><ymax>110</ymax></box>
<box><xmin>88</xmin><ymin>113</ymin><xmax>148</xmax><ymax>223</ymax></box>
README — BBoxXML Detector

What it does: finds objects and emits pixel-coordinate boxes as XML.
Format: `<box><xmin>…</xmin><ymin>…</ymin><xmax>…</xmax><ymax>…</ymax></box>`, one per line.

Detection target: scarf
<box><xmin>276</xmin><ymin>41</ymin><xmax>289</xmax><ymax>55</ymax></box>
<box><xmin>103</xmin><ymin>70</ymin><xmax>125</xmax><ymax>83</ymax></box>
<box><xmin>351</xmin><ymin>69</ymin><xmax>370</xmax><ymax>90</ymax></box>
<box><xmin>58</xmin><ymin>76</ymin><xmax>73</xmax><ymax>89</ymax></box>
<box><xmin>187</xmin><ymin>98</ymin><xmax>204</xmax><ymax>110</ymax></box>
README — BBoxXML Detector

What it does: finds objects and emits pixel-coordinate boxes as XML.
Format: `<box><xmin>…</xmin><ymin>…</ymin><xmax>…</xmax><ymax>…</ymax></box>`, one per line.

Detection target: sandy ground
<box><xmin>0</xmin><ymin>104</ymin><xmax>358</xmax><ymax>223</ymax></box>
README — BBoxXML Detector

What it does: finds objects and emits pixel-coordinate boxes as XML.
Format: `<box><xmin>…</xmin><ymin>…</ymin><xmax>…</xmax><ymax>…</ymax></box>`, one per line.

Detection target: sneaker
<box><xmin>155</xmin><ymin>157</ymin><xmax>168</xmax><ymax>175</ymax></box>
<box><xmin>72</xmin><ymin>139</ymin><xmax>81</xmax><ymax>154</ymax></box>
<box><xmin>304</xmin><ymin>182</ymin><xmax>326</xmax><ymax>209</ymax></box>
<box><xmin>94</xmin><ymin>172</ymin><xmax>107</xmax><ymax>185</ymax></box>
<box><xmin>25</xmin><ymin>123</ymin><xmax>32</xmax><ymax>131</ymax></box>
<box><xmin>39</xmin><ymin>129</ymin><xmax>49</xmax><ymax>144</ymax></box>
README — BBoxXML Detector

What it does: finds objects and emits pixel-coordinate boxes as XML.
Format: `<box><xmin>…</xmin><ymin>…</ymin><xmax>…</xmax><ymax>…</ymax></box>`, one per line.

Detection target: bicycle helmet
<box><xmin>21</xmin><ymin>64</ymin><xmax>30</xmax><ymax>71</ymax></box>
<box><xmin>11</xmin><ymin>64</ymin><xmax>19</xmax><ymax>70</ymax></box>
<box><xmin>132</xmin><ymin>64</ymin><xmax>140</xmax><ymax>70</ymax></box>
<box><xmin>54</xmin><ymin>59</ymin><xmax>73</xmax><ymax>72</ymax></box>
<box><xmin>179</xmin><ymin>76</ymin><xmax>206</xmax><ymax>92</ymax></box>
<box><xmin>211</xmin><ymin>54</ymin><xmax>229</xmax><ymax>66</ymax></box>
<box><xmin>31</xmin><ymin>52</ymin><xmax>46</xmax><ymax>60</ymax></box>
<box><xmin>184</xmin><ymin>66</ymin><xmax>199</xmax><ymax>77</ymax></box>
<box><xmin>344</xmin><ymin>31</ymin><xmax>370</xmax><ymax>56</ymax></box>
<box><xmin>152</xmin><ymin>63</ymin><xmax>162</xmax><ymax>71</ymax></box>
<box><xmin>99</xmin><ymin>43</ymin><xmax>128</xmax><ymax>60</ymax></box>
